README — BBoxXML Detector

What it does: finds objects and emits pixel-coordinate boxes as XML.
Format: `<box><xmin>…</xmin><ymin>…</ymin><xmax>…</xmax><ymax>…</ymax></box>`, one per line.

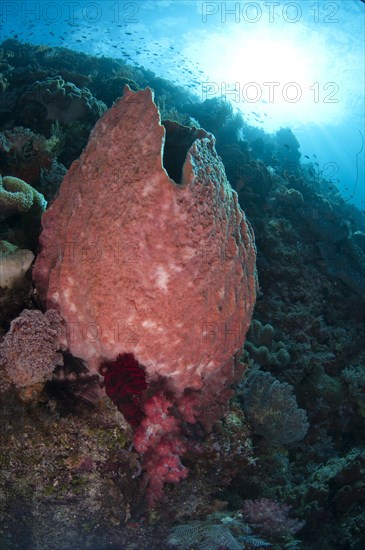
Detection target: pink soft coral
<box><xmin>0</xmin><ymin>308</ymin><xmax>65</xmax><ymax>389</ymax></box>
<box><xmin>133</xmin><ymin>393</ymin><xmax>188</xmax><ymax>506</ymax></box>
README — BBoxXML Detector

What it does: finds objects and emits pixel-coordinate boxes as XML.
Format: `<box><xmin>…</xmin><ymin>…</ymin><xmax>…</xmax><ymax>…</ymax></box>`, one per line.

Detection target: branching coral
<box><xmin>293</xmin><ymin>448</ymin><xmax>365</xmax><ymax>535</ymax></box>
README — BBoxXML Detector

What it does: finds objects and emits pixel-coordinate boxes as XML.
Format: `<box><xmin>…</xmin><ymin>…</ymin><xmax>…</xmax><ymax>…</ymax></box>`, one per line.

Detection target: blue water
<box><xmin>1</xmin><ymin>0</ymin><xmax>364</xmax><ymax>208</ymax></box>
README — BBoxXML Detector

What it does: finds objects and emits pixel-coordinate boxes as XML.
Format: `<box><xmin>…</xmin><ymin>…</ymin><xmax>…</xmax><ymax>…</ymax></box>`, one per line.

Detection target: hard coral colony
<box><xmin>33</xmin><ymin>86</ymin><xmax>257</xmax><ymax>505</ymax></box>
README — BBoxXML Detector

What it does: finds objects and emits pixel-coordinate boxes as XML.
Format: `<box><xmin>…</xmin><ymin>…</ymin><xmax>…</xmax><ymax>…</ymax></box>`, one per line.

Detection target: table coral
<box><xmin>33</xmin><ymin>86</ymin><xmax>257</xmax><ymax>504</ymax></box>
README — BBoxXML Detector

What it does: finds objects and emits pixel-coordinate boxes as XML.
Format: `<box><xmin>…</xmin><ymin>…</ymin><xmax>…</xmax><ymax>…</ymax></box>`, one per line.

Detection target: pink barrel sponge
<box><xmin>33</xmin><ymin>86</ymin><xmax>257</xmax><ymax>504</ymax></box>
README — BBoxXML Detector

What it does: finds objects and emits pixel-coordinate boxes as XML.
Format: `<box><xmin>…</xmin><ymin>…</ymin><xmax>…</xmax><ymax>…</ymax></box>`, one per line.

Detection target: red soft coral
<box><xmin>100</xmin><ymin>353</ymin><xmax>147</xmax><ymax>426</ymax></box>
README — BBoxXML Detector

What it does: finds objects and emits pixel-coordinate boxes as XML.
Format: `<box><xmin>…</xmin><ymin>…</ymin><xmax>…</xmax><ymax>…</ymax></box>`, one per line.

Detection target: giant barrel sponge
<box><xmin>33</xmin><ymin>86</ymin><xmax>257</xmax><ymax>505</ymax></box>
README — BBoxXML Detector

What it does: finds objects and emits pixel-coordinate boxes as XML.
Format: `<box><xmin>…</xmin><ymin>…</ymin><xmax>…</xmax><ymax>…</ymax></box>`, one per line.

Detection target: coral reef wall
<box><xmin>1</xmin><ymin>39</ymin><xmax>364</xmax><ymax>549</ymax></box>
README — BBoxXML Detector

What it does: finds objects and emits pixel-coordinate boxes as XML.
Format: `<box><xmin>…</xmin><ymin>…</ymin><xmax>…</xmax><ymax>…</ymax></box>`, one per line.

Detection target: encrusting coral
<box><xmin>20</xmin><ymin>75</ymin><xmax>107</xmax><ymax>126</ymax></box>
<box><xmin>33</xmin><ymin>86</ymin><xmax>257</xmax><ymax>505</ymax></box>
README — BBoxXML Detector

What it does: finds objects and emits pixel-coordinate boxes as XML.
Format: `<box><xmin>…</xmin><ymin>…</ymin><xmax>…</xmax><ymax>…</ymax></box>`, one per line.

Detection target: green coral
<box><xmin>0</xmin><ymin>174</ymin><xmax>46</xmax><ymax>216</ymax></box>
<box><xmin>245</xmin><ymin>320</ymin><xmax>290</xmax><ymax>368</ymax></box>
<box><xmin>0</xmin><ymin>174</ymin><xmax>47</xmax><ymax>250</ymax></box>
